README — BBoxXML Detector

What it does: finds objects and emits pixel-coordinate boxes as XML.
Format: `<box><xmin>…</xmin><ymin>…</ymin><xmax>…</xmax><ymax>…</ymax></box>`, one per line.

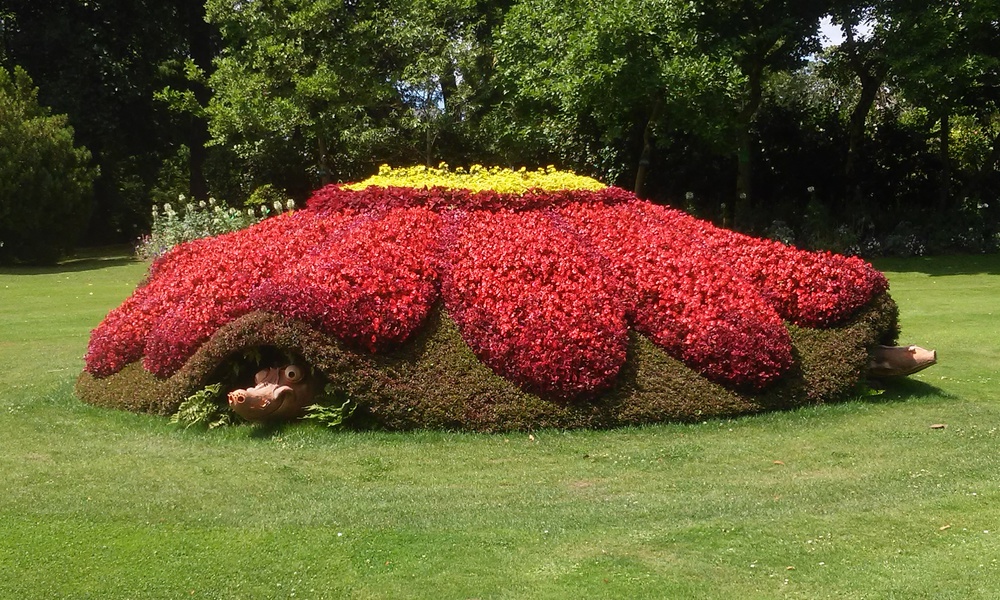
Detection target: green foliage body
<box><xmin>0</xmin><ymin>66</ymin><xmax>97</xmax><ymax>264</ymax></box>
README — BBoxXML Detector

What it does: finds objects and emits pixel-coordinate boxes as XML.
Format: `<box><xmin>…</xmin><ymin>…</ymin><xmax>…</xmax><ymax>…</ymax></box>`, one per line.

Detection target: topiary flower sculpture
<box><xmin>77</xmin><ymin>165</ymin><xmax>903</xmax><ymax>431</ymax></box>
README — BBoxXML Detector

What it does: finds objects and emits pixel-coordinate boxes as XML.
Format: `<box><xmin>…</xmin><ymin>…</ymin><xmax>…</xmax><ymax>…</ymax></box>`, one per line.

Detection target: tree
<box><xmin>822</xmin><ymin>0</ymin><xmax>889</xmax><ymax>216</ymax></box>
<box><xmin>692</xmin><ymin>0</ymin><xmax>827</xmax><ymax>227</ymax></box>
<box><xmin>753</xmin><ymin>67</ymin><xmax>850</xmax><ymax>231</ymax></box>
<box><xmin>957</xmin><ymin>1</ymin><xmax>1000</xmax><ymax>207</ymax></box>
<box><xmin>493</xmin><ymin>0</ymin><xmax>740</xmax><ymax>192</ymax></box>
<box><xmin>0</xmin><ymin>66</ymin><xmax>98</xmax><ymax>264</ymax></box>
<box><xmin>880</xmin><ymin>0</ymin><xmax>1000</xmax><ymax>210</ymax></box>
<box><xmin>389</xmin><ymin>0</ymin><xmax>513</xmax><ymax>167</ymax></box>
<box><xmin>205</xmin><ymin>0</ymin><xmax>509</xmax><ymax>193</ymax></box>
<box><xmin>205</xmin><ymin>0</ymin><xmax>410</xmax><ymax>193</ymax></box>
<box><xmin>2</xmin><ymin>0</ymin><xmax>195</xmax><ymax>244</ymax></box>
<box><xmin>159</xmin><ymin>0</ymin><xmax>218</xmax><ymax>201</ymax></box>
<box><xmin>0</xmin><ymin>9</ymin><xmax>13</xmax><ymax>63</ymax></box>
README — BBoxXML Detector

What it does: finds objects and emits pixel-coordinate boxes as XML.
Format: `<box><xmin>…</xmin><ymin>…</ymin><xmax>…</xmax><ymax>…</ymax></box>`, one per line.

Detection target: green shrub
<box><xmin>135</xmin><ymin>195</ymin><xmax>293</xmax><ymax>260</ymax></box>
<box><xmin>245</xmin><ymin>183</ymin><xmax>291</xmax><ymax>208</ymax></box>
<box><xmin>170</xmin><ymin>383</ymin><xmax>234</xmax><ymax>429</ymax></box>
<box><xmin>0</xmin><ymin>65</ymin><xmax>98</xmax><ymax>264</ymax></box>
<box><xmin>149</xmin><ymin>144</ymin><xmax>192</xmax><ymax>210</ymax></box>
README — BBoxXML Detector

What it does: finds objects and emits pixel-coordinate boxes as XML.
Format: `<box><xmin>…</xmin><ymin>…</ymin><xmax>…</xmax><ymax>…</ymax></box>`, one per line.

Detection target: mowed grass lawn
<box><xmin>1</xmin><ymin>251</ymin><xmax>998</xmax><ymax>599</ymax></box>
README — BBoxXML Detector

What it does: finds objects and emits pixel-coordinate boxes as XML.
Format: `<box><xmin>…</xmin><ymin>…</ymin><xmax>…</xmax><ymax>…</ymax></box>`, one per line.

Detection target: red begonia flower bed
<box><xmin>441</xmin><ymin>208</ymin><xmax>628</xmax><ymax>399</ymax></box>
<box><xmin>83</xmin><ymin>180</ymin><xmax>890</xmax><ymax>406</ymax></box>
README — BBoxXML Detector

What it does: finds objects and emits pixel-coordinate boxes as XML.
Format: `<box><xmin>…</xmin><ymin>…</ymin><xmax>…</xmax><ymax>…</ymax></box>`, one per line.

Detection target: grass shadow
<box><xmin>0</xmin><ymin>247</ymin><xmax>140</xmax><ymax>275</ymax></box>
<box><xmin>4</xmin><ymin>257</ymin><xmax>139</xmax><ymax>275</ymax></box>
<box><xmin>247</xmin><ymin>421</ymin><xmax>291</xmax><ymax>439</ymax></box>
<box><xmin>867</xmin><ymin>376</ymin><xmax>950</xmax><ymax>404</ymax></box>
<box><xmin>873</xmin><ymin>253</ymin><xmax>1000</xmax><ymax>277</ymax></box>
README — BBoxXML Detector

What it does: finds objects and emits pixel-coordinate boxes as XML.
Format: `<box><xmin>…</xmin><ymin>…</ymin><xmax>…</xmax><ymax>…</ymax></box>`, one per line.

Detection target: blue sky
<box><xmin>819</xmin><ymin>16</ymin><xmax>874</xmax><ymax>47</ymax></box>
<box><xmin>819</xmin><ymin>16</ymin><xmax>845</xmax><ymax>46</ymax></box>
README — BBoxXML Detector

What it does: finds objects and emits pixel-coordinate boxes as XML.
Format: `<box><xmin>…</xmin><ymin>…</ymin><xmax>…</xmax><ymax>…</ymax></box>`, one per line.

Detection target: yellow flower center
<box><xmin>344</xmin><ymin>164</ymin><xmax>606</xmax><ymax>194</ymax></box>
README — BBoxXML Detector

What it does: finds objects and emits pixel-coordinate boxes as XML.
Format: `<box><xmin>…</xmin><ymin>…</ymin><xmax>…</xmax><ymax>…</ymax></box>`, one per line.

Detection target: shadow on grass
<box><xmin>248</xmin><ymin>422</ymin><xmax>291</xmax><ymax>439</ymax></box>
<box><xmin>873</xmin><ymin>253</ymin><xmax>1000</xmax><ymax>277</ymax></box>
<box><xmin>0</xmin><ymin>256</ymin><xmax>139</xmax><ymax>275</ymax></box>
<box><xmin>868</xmin><ymin>376</ymin><xmax>950</xmax><ymax>405</ymax></box>
<box><xmin>0</xmin><ymin>245</ymin><xmax>140</xmax><ymax>275</ymax></box>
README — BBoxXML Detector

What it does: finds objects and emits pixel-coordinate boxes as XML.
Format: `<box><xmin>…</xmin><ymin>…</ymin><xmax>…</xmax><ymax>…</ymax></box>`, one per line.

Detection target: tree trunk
<box><xmin>939</xmin><ymin>111</ymin><xmax>951</xmax><ymax>210</ymax></box>
<box><xmin>425</xmin><ymin>123</ymin><xmax>437</xmax><ymax>167</ymax></box>
<box><xmin>735</xmin><ymin>126</ymin><xmax>752</xmax><ymax>227</ymax></box>
<box><xmin>938</xmin><ymin>109</ymin><xmax>951</xmax><ymax>211</ymax></box>
<box><xmin>439</xmin><ymin>60</ymin><xmax>458</xmax><ymax>116</ymax></box>
<box><xmin>317</xmin><ymin>134</ymin><xmax>332</xmax><ymax>186</ymax></box>
<box><xmin>844</xmin><ymin>67</ymin><xmax>886</xmax><ymax>216</ymax></box>
<box><xmin>181</xmin><ymin>0</ymin><xmax>214</xmax><ymax>200</ymax></box>
<box><xmin>734</xmin><ymin>61</ymin><xmax>763</xmax><ymax>230</ymax></box>
<box><xmin>985</xmin><ymin>129</ymin><xmax>1000</xmax><ymax>173</ymax></box>
<box><xmin>633</xmin><ymin>102</ymin><xmax>661</xmax><ymax>198</ymax></box>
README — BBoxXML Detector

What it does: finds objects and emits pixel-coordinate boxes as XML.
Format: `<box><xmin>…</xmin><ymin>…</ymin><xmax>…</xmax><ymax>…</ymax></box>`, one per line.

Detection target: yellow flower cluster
<box><xmin>344</xmin><ymin>164</ymin><xmax>606</xmax><ymax>193</ymax></box>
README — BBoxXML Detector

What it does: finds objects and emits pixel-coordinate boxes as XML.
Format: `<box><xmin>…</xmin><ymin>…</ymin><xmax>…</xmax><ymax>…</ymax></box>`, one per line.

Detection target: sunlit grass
<box><xmin>1</xmin><ymin>252</ymin><xmax>998</xmax><ymax>598</ymax></box>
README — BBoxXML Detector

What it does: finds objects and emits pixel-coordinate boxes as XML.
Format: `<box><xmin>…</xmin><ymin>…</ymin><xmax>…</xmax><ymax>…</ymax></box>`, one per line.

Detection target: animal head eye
<box><xmin>282</xmin><ymin>365</ymin><xmax>304</xmax><ymax>383</ymax></box>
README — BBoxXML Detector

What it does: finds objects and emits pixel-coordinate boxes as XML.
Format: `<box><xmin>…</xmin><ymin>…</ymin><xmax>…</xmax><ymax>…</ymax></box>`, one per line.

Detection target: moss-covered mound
<box><xmin>77</xmin><ymin>293</ymin><xmax>898</xmax><ymax>432</ymax></box>
<box><xmin>78</xmin><ymin>165</ymin><xmax>901</xmax><ymax>430</ymax></box>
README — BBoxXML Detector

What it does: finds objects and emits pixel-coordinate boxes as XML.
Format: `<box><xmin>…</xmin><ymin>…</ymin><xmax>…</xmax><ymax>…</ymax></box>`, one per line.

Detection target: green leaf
<box><xmin>170</xmin><ymin>383</ymin><xmax>235</xmax><ymax>429</ymax></box>
<box><xmin>302</xmin><ymin>389</ymin><xmax>356</xmax><ymax>429</ymax></box>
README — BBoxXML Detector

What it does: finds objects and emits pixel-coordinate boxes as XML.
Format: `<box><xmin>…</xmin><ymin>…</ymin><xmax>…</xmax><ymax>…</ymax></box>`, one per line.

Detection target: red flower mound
<box><xmin>85</xmin><ymin>207</ymin><xmax>439</xmax><ymax>378</ymax></box>
<box><xmin>642</xmin><ymin>204</ymin><xmax>889</xmax><ymax>327</ymax></box>
<box><xmin>560</xmin><ymin>201</ymin><xmax>793</xmax><ymax>390</ymax></box>
<box><xmin>86</xmin><ymin>211</ymin><xmax>358</xmax><ymax>377</ymax></box>
<box><xmin>442</xmin><ymin>208</ymin><xmax>628</xmax><ymax>399</ymax></box>
<box><xmin>249</xmin><ymin>207</ymin><xmax>440</xmax><ymax>353</ymax></box>
<box><xmin>84</xmin><ymin>182</ymin><xmax>890</xmax><ymax>400</ymax></box>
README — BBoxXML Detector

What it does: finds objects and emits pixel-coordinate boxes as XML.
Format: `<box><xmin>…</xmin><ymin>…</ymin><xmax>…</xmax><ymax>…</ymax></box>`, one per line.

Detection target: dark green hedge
<box><xmin>0</xmin><ymin>66</ymin><xmax>97</xmax><ymax>265</ymax></box>
<box><xmin>76</xmin><ymin>292</ymin><xmax>899</xmax><ymax>431</ymax></box>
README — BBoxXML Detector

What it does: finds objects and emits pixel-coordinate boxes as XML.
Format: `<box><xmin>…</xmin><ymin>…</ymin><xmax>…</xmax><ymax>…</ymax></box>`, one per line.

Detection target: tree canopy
<box><xmin>0</xmin><ymin>66</ymin><xmax>97</xmax><ymax>264</ymax></box>
<box><xmin>0</xmin><ymin>0</ymin><xmax>997</xmax><ymax>261</ymax></box>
